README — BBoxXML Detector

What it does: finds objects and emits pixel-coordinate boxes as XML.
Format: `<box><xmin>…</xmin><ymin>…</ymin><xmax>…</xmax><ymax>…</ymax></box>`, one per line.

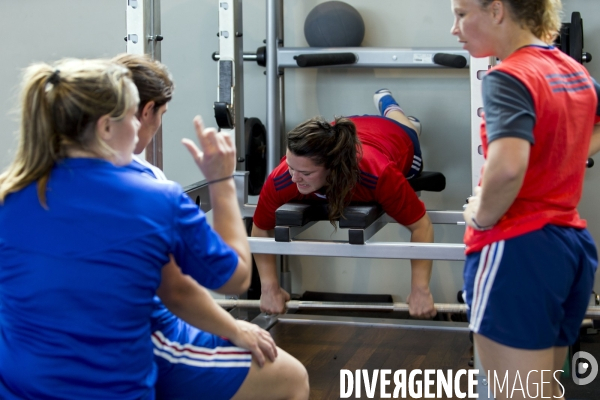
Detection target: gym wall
<box><xmin>0</xmin><ymin>0</ymin><xmax>598</xmax><ymax>303</ymax></box>
<box><xmin>0</xmin><ymin>1</ymin><xmax>125</xmax><ymax>171</ymax></box>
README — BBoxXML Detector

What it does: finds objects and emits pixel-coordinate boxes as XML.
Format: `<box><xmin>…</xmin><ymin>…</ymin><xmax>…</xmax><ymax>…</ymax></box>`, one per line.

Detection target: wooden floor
<box><xmin>271</xmin><ymin>316</ymin><xmax>600</xmax><ymax>400</ymax></box>
<box><xmin>270</xmin><ymin>318</ymin><xmax>473</xmax><ymax>400</ymax></box>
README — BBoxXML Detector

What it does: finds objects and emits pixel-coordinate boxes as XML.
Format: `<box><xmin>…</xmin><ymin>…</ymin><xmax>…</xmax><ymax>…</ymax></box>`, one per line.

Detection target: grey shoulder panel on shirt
<box><xmin>593</xmin><ymin>77</ymin><xmax>600</xmax><ymax>116</ymax></box>
<box><xmin>482</xmin><ymin>70</ymin><xmax>536</xmax><ymax>144</ymax></box>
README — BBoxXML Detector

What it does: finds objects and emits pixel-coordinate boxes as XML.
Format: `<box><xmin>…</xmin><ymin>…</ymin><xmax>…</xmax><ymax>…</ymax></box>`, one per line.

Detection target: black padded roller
<box><xmin>433</xmin><ymin>53</ymin><xmax>468</xmax><ymax>69</ymax></box>
<box><xmin>409</xmin><ymin>171</ymin><xmax>446</xmax><ymax>192</ymax></box>
<box><xmin>294</xmin><ymin>53</ymin><xmax>357</xmax><ymax>67</ymax></box>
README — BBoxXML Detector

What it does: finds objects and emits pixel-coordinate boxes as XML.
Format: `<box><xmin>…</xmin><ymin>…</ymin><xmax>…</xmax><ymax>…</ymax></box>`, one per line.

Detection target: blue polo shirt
<box><xmin>0</xmin><ymin>158</ymin><xmax>237</xmax><ymax>399</ymax></box>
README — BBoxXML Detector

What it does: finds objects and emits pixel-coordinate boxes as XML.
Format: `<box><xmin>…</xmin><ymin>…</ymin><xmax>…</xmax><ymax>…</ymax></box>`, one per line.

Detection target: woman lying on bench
<box><xmin>251</xmin><ymin>89</ymin><xmax>436</xmax><ymax>318</ymax></box>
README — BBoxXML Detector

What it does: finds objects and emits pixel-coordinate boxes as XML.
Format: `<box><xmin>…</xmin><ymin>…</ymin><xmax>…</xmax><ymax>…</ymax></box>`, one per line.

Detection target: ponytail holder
<box><xmin>331</xmin><ymin>124</ymin><xmax>339</xmax><ymax>137</ymax></box>
<box><xmin>317</xmin><ymin>120</ymin><xmax>330</xmax><ymax>131</ymax></box>
<box><xmin>48</xmin><ymin>69</ymin><xmax>61</xmax><ymax>85</ymax></box>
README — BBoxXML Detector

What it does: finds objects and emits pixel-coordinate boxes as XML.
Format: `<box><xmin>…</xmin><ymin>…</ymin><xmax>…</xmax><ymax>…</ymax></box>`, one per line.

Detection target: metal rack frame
<box><xmin>126</xmin><ymin>0</ymin><xmax>164</xmax><ymax>168</ymax></box>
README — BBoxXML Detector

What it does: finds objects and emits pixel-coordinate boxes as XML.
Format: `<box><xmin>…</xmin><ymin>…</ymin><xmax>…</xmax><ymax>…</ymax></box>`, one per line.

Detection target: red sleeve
<box><xmin>253</xmin><ymin>171</ymin><xmax>285</xmax><ymax>231</ymax></box>
<box><xmin>375</xmin><ymin>164</ymin><xmax>426</xmax><ymax>226</ymax></box>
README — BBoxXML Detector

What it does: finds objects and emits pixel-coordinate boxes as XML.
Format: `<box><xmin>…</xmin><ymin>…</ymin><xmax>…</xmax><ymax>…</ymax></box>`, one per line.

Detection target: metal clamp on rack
<box><xmin>214</xmin><ymin>101</ymin><xmax>234</xmax><ymax>130</ymax></box>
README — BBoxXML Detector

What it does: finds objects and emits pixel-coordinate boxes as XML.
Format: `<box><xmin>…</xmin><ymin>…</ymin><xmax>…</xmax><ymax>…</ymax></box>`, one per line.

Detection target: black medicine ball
<box><xmin>304</xmin><ymin>1</ymin><xmax>365</xmax><ymax>47</ymax></box>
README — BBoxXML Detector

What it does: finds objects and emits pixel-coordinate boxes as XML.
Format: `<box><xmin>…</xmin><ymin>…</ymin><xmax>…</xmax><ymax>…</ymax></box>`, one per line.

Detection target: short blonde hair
<box><xmin>480</xmin><ymin>0</ymin><xmax>563</xmax><ymax>44</ymax></box>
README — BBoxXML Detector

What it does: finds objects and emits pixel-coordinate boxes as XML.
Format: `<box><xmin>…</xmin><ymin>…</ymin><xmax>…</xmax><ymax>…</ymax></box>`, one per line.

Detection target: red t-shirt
<box><xmin>253</xmin><ymin>116</ymin><xmax>426</xmax><ymax>230</ymax></box>
<box><xmin>465</xmin><ymin>46</ymin><xmax>598</xmax><ymax>253</ymax></box>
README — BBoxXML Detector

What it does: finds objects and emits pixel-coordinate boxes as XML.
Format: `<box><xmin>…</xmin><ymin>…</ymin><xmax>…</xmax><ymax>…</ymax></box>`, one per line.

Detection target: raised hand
<box><xmin>182</xmin><ymin>116</ymin><xmax>236</xmax><ymax>182</ymax></box>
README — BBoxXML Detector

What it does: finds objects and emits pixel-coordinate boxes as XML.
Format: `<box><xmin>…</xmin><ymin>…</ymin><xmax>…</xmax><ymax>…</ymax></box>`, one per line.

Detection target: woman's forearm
<box><xmin>475</xmin><ymin>138</ymin><xmax>530</xmax><ymax>227</ymax></box>
<box><xmin>158</xmin><ymin>260</ymin><xmax>240</xmax><ymax>338</ymax></box>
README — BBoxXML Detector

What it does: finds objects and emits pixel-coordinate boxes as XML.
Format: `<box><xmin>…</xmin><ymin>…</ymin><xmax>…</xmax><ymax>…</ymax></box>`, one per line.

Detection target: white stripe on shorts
<box><xmin>470</xmin><ymin>241</ymin><xmax>504</xmax><ymax>333</ymax></box>
<box><xmin>154</xmin><ymin>348</ymin><xmax>252</xmax><ymax>368</ymax></box>
<box><xmin>152</xmin><ymin>331</ymin><xmax>252</xmax><ymax>367</ymax></box>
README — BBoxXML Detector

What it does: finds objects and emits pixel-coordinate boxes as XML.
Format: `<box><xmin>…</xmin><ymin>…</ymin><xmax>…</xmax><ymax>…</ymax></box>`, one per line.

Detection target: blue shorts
<box><xmin>152</xmin><ymin>321</ymin><xmax>252</xmax><ymax>400</ymax></box>
<box><xmin>386</xmin><ymin>118</ymin><xmax>422</xmax><ymax>179</ymax></box>
<box><xmin>350</xmin><ymin>114</ymin><xmax>422</xmax><ymax>179</ymax></box>
<box><xmin>463</xmin><ymin>224</ymin><xmax>597</xmax><ymax>350</ymax></box>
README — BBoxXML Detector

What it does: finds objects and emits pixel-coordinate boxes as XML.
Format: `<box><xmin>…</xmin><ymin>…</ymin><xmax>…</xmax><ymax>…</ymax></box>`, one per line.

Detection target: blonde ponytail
<box><xmin>0</xmin><ymin>58</ymin><xmax>137</xmax><ymax>206</ymax></box>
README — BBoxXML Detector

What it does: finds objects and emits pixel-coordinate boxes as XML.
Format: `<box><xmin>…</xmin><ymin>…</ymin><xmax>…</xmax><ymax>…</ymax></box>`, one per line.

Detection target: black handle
<box><xmin>294</xmin><ymin>53</ymin><xmax>357</xmax><ymax>67</ymax></box>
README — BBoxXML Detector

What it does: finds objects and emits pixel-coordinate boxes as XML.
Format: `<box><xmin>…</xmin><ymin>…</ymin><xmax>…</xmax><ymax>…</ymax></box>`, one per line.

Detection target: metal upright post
<box><xmin>215</xmin><ymin>1</ymin><xmax>248</xmax><ymax>318</ymax></box>
<box><xmin>281</xmin><ymin>255</ymin><xmax>292</xmax><ymax>295</ymax></box>
<box><xmin>474</xmin><ymin>346</ymin><xmax>495</xmax><ymax>399</ymax></box>
<box><xmin>271</xmin><ymin>0</ymin><xmax>290</xmax><ymax>293</ymax></box>
<box><xmin>467</xmin><ymin>59</ymin><xmax>498</xmax><ymax>399</ymax></box>
<box><xmin>126</xmin><ymin>0</ymin><xmax>163</xmax><ymax>169</ymax></box>
<box><xmin>277</xmin><ymin>2</ymin><xmax>286</xmax><ymax>157</ymax></box>
<box><xmin>469</xmin><ymin>56</ymin><xmax>496</xmax><ymax>189</ymax></box>
<box><xmin>266</xmin><ymin>0</ymin><xmax>282</xmax><ymax>173</ymax></box>
<box><xmin>216</xmin><ymin>0</ymin><xmax>245</xmax><ymax>172</ymax></box>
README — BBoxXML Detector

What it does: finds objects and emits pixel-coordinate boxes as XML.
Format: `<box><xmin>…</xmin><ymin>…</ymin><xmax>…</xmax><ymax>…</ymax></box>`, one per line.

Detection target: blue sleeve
<box><xmin>171</xmin><ymin>192</ymin><xmax>238</xmax><ymax>290</ymax></box>
<box><xmin>482</xmin><ymin>70</ymin><xmax>536</xmax><ymax>144</ymax></box>
<box><xmin>593</xmin><ymin>77</ymin><xmax>600</xmax><ymax>116</ymax></box>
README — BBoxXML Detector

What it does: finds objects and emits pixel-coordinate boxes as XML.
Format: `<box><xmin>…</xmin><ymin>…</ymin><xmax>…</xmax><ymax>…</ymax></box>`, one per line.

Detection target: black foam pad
<box><xmin>338</xmin><ymin>204</ymin><xmax>383</xmax><ymax>228</ymax></box>
<box><xmin>409</xmin><ymin>171</ymin><xmax>446</xmax><ymax>192</ymax></box>
<box><xmin>275</xmin><ymin>203</ymin><xmax>382</xmax><ymax>228</ymax></box>
<box><xmin>433</xmin><ymin>53</ymin><xmax>468</xmax><ymax>69</ymax></box>
<box><xmin>275</xmin><ymin>203</ymin><xmax>328</xmax><ymax>227</ymax></box>
<box><xmin>294</xmin><ymin>53</ymin><xmax>357</xmax><ymax>67</ymax></box>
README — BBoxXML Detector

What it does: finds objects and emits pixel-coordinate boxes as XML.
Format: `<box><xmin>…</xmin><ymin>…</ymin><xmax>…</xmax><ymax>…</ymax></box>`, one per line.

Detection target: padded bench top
<box><xmin>274</xmin><ymin>171</ymin><xmax>446</xmax><ymax>228</ymax></box>
<box><xmin>275</xmin><ymin>203</ymin><xmax>383</xmax><ymax>228</ymax></box>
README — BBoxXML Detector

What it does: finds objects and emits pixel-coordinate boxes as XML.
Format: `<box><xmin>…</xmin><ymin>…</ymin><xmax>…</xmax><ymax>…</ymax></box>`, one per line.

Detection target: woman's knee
<box><xmin>232</xmin><ymin>347</ymin><xmax>309</xmax><ymax>400</ymax></box>
<box><xmin>276</xmin><ymin>349</ymin><xmax>309</xmax><ymax>399</ymax></box>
